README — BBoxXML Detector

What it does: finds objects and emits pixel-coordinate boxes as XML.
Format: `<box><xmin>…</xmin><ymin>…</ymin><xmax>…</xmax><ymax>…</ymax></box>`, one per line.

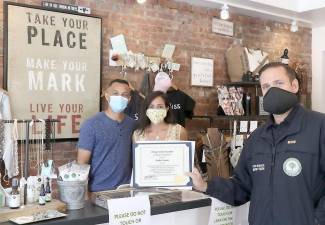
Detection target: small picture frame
<box><xmin>191</xmin><ymin>57</ymin><xmax>214</xmax><ymax>87</ymax></box>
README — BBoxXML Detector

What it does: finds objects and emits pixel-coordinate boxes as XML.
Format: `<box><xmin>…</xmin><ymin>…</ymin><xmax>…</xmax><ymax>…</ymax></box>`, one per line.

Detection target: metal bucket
<box><xmin>57</xmin><ymin>180</ymin><xmax>87</xmax><ymax>210</ymax></box>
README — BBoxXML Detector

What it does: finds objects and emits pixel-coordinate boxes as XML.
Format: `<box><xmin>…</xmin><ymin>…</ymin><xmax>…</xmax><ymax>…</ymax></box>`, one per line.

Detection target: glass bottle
<box><xmin>9</xmin><ymin>178</ymin><xmax>20</xmax><ymax>209</ymax></box>
<box><xmin>45</xmin><ymin>178</ymin><xmax>52</xmax><ymax>202</ymax></box>
<box><xmin>280</xmin><ymin>49</ymin><xmax>289</xmax><ymax>64</ymax></box>
<box><xmin>39</xmin><ymin>184</ymin><xmax>46</xmax><ymax>206</ymax></box>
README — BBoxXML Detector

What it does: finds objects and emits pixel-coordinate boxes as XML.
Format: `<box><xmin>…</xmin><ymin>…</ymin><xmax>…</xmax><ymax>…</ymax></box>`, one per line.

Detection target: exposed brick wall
<box><xmin>0</xmin><ymin>0</ymin><xmax>311</xmax><ymax>184</ymax></box>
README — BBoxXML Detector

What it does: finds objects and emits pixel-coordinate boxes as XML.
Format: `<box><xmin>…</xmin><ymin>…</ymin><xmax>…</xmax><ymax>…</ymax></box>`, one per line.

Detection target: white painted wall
<box><xmin>248</xmin><ymin>0</ymin><xmax>299</xmax><ymax>11</ymax></box>
<box><xmin>241</xmin><ymin>0</ymin><xmax>325</xmax><ymax>12</ymax></box>
<box><xmin>298</xmin><ymin>0</ymin><xmax>325</xmax><ymax>12</ymax></box>
<box><xmin>312</xmin><ymin>26</ymin><xmax>325</xmax><ymax>113</ymax></box>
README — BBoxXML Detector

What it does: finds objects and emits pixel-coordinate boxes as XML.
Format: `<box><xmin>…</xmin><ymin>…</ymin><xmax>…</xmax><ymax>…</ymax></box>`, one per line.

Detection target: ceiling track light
<box><xmin>137</xmin><ymin>0</ymin><xmax>146</xmax><ymax>4</ymax></box>
<box><xmin>220</xmin><ymin>4</ymin><xmax>229</xmax><ymax>20</ymax></box>
<box><xmin>290</xmin><ymin>20</ymin><xmax>298</xmax><ymax>32</ymax></box>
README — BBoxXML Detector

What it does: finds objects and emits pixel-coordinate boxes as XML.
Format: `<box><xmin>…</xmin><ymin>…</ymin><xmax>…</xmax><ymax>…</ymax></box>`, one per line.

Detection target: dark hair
<box><xmin>137</xmin><ymin>91</ymin><xmax>175</xmax><ymax>134</ymax></box>
<box><xmin>259</xmin><ymin>62</ymin><xmax>297</xmax><ymax>81</ymax></box>
<box><xmin>102</xmin><ymin>79</ymin><xmax>130</xmax><ymax>97</ymax></box>
<box><xmin>109</xmin><ymin>79</ymin><xmax>129</xmax><ymax>87</ymax></box>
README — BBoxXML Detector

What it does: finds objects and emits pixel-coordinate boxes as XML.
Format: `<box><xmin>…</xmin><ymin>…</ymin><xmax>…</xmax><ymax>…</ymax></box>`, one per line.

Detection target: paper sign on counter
<box><xmin>208</xmin><ymin>198</ymin><xmax>249</xmax><ymax>225</ymax></box>
<box><xmin>107</xmin><ymin>195</ymin><xmax>151</xmax><ymax>225</ymax></box>
<box><xmin>208</xmin><ymin>198</ymin><xmax>234</xmax><ymax>225</ymax></box>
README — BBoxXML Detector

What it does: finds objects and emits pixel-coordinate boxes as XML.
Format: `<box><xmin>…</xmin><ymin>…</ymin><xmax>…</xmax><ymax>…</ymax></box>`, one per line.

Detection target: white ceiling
<box><xmin>174</xmin><ymin>0</ymin><xmax>325</xmax><ymax>28</ymax></box>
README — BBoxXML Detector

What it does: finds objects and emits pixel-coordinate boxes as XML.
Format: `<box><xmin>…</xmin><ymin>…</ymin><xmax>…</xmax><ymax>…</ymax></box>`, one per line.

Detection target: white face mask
<box><xmin>146</xmin><ymin>108</ymin><xmax>167</xmax><ymax>124</ymax></box>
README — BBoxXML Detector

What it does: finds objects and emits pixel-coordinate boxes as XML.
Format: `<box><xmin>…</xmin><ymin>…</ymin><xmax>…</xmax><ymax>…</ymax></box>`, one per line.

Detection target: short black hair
<box><xmin>259</xmin><ymin>62</ymin><xmax>297</xmax><ymax>81</ymax></box>
<box><xmin>109</xmin><ymin>79</ymin><xmax>129</xmax><ymax>87</ymax></box>
<box><xmin>102</xmin><ymin>79</ymin><xmax>130</xmax><ymax>97</ymax></box>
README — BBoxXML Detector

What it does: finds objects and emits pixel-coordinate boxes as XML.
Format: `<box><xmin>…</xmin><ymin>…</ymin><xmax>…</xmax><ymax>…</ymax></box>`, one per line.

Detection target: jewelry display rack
<box><xmin>1</xmin><ymin>119</ymin><xmax>59</xmax><ymax>204</ymax></box>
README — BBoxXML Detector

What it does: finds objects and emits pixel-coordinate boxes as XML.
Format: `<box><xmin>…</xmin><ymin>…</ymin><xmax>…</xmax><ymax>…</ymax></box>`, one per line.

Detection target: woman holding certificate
<box><xmin>133</xmin><ymin>91</ymin><xmax>188</xmax><ymax>141</ymax></box>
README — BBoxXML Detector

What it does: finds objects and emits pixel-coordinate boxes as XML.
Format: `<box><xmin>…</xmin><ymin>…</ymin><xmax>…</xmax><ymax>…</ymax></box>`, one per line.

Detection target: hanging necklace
<box><xmin>39</xmin><ymin>119</ymin><xmax>45</xmax><ymax>175</ymax></box>
<box><xmin>13</xmin><ymin>119</ymin><xmax>19</xmax><ymax>176</ymax></box>
<box><xmin>29</xmin><ymin>120</ymin><xmax>37</xmax><ymax>170</ymax></box>
<box><xmin>20</xmin><ymin>120</ymin><xmax>25</xmax><ymax>178</ymax></box>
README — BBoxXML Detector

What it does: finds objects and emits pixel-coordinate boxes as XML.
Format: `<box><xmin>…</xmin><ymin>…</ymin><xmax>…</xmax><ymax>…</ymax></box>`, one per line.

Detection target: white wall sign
<box><xmin>191</xmin><ymin>57</ymin><xmax>214</xmax><ymax>87</ymax></box>
<box><xmin>107</xmin><ymin>196</ymin><xmax>151</xmax><ymax>225</ymax></box>
<box><xmin>4</xmin><ymin>2</ymin><xmax>101</xmax><ymax>139</ymax></box>
<box><xmin>162</xmin><ymin>44</ymin><xmax>176</xmax><ymax>59</ymax></box>
<box><xmin>212</xmin><ymin>18</ymin><xmax>234</xmax><ymax>37</ymax></box>
<box><xmin>110</xmin><ymin>34</ymin><xmax>128</xmax><ymax>54</ymax></box>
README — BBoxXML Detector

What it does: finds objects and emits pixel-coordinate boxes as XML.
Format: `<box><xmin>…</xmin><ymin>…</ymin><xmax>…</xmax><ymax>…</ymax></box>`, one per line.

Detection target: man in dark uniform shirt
<box><xmin>188</xmin><ymin>62</ymin><xmax>325</xmax><ymax>225</ymax></box>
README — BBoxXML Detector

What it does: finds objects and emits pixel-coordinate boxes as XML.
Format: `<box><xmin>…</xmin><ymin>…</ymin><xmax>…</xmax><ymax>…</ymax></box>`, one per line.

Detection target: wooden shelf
<box><xmin>193</xmin><ymin>115</ymin><xmax>268</xmax><ymax>121</ymax></box>
<box><xmin>210</xmin><ymin>115</ymin><xmax>268</xmax><ymax>120</ymax></box>
<box><xmin>225</xmin><ymin>81</ymin><xmax>260</xmax><ymax>87</ymax></box>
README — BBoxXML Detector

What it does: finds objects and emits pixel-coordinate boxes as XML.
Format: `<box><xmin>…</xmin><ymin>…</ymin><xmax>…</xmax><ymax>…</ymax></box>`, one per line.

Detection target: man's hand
<box><xmin>186</xmin><ymin>167</ymin><xmax>208</xmax><ymax>192</ymax></box>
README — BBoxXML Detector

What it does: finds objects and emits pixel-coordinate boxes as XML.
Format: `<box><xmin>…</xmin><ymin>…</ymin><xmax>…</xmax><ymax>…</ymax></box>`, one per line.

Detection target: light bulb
<box><xmin>290</xmin><ymin>20</ymin><xmax>298</xmax><ymax>32</ymax></box>
<box><xmin>220</xmin><ymin>4</ymin><xmax>229</xmax><ymax>20</ymax></box>
<box><xmin>137</xmin><ymin>0</ymin><xmax>146</xmax><ymax>4</ymax></box>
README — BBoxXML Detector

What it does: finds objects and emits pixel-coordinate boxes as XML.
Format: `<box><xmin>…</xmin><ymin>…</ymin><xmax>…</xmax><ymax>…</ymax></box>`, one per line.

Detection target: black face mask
<box><xmin>263</xmin><ymin>87</ymin><xmax>298</xmax><ymax>115</ymax></box>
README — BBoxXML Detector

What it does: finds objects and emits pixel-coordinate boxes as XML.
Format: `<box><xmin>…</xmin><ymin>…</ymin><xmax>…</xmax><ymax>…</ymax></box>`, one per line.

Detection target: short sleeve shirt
<box><xmin>78</xmin><ymin>112</ymin><xmax>136</xmax><ymax>192</ymax></box>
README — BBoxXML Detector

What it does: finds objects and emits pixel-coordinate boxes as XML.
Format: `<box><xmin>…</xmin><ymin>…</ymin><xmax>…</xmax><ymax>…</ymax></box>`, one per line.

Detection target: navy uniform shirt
<box><xmin>206</xmin><ymin>104</ymin><xmax>325</xmax><ymax>225</ymax></box>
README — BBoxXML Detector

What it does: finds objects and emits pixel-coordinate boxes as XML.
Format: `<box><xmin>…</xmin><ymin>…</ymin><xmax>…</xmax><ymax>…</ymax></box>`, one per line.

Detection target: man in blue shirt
<box><xmin>77</xmin><ymin>79</ymin><xmax>136</xmax><ymax>192</ymax></box>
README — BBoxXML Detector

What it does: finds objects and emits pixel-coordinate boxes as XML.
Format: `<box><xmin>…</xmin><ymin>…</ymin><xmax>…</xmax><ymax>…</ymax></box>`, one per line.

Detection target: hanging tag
<box><xmin>150</xmin><ymin>63</ymin><xmax>159</xmax><ymax>72</ymax></box>
<box><xmin>202</xmin><ymin>149</ymin><xmax>206</xmax><ymax>163</ymax></box>
<box><xmin>172</xmin><ymin>63</ymin><xmax>180</xmax><ymax>71</ymax></box>
<box><xmin>239</xmin><ymin>121</ymin><xmax>248</xmax><ymax>133</ymax></box>
<box><xmin>233</xmin><ymin>121</ymin><xmax>237</xmax><ymax>136</ymax></box>
<box><xmin>19</xmin><ymin>177</ymin><xmax>27</xmax><ymax>204</ymax></box>
<box><xmin>235</xmin><ymin>135</ymin><xmax>244</xmax><ymax>147</ymax></box>
<box><xmin>41</xmin><ymin>160</ymin><xmax>57</xmax><ymax>179</ymax></box>
<box><xmin>249</xmin><ymin>121</ymin><xmax>258</xmax><ymax>133</ymax></box>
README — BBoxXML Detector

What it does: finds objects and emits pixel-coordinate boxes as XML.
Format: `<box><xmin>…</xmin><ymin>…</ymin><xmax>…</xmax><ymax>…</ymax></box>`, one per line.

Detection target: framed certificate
<box><xmin>132</xmin><ymin>141</ymin><xmax>194</xmax><ymax>188</ymax></box>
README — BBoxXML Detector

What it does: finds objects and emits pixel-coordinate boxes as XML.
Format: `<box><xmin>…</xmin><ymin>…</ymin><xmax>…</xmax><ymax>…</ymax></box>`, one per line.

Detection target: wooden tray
<box><xmin>10</xmin><ymin>211</ymin><xmax>67</xmax><ymax>224</ymax></box>
<box><xmin>0</xmin><ymin>199</ymin><xmax>66</xmax><ymax>223</ymax></box>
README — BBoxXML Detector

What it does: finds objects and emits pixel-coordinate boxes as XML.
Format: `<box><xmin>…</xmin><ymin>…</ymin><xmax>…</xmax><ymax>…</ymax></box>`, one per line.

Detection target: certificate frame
<box><xmin>132</xmin><ymin>141</ymin><xmax>194</xmax><ymax>188</ymax></box>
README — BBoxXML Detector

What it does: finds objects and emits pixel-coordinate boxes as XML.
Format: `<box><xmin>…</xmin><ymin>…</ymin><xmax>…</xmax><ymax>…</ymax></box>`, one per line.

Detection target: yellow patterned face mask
<box><xmin>146</xmin><ymin>108</ymin><xmax>167</xmax><ymax>124</ymax></box>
